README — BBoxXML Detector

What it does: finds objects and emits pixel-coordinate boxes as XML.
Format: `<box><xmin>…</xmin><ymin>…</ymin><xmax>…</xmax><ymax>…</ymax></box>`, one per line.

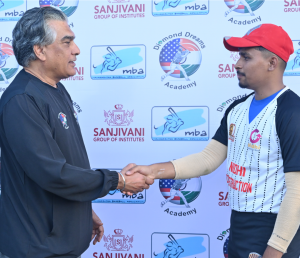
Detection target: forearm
<box><xmin>43</xmin><ymin>166</ymin><xmax>119</xmax><ymax>201</ymax></box>
<box><xmin>146</xmin><ymin>140</ymin><xmax>227</xmax><ymax>180</ymax></box>
<box><xmin>149</xmin><ymin>162</ymin><xmax>176</xmax><ymax>179</ymax></box>
<box><xmin>171</xmin><ymin>139</ymin><xmax>227</xmax><ymax>179</ymax></box>
<box><xmin>268</xmin><ymin>172</ymin><xmax>300</xmax><ymax>253</ymax></box>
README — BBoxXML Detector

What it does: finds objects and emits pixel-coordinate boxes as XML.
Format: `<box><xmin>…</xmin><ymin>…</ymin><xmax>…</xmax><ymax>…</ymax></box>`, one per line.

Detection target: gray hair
<box><xmin>12</xmin><ymin>7</ymin><xmax>67</xmax><ymax>67</ymax></box>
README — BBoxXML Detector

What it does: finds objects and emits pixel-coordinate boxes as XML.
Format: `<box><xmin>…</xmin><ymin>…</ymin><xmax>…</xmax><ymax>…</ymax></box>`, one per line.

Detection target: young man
<box><xmin>127</xmin><ymin>24</ymin><xmax>300</xmax><ymax>258</ymax></box>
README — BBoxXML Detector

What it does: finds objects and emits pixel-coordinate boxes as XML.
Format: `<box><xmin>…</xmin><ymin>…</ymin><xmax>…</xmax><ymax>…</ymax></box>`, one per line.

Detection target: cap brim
<box><xmin>223</xmin><ymin>37</ymin><xmax>260</xmax><ymax>51</ymax></box>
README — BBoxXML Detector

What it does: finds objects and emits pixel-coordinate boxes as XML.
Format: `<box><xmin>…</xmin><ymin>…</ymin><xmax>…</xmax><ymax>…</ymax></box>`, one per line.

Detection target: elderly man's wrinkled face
<box><xmin>44</xmin><ymin>20</ymin><xmax>80</xmax><ymax>79</ymax></box>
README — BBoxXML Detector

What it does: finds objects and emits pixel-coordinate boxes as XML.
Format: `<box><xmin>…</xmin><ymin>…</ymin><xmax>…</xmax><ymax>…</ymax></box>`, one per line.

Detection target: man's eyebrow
<box><xmin>239</xmin><ymin>51</ymin><xmax>249</xmax><ymax>57</ymax></box>
<box><xmin>61</xmin><ymin>35</ymin><xmax>75</xmax><ymax>41</ymax></box>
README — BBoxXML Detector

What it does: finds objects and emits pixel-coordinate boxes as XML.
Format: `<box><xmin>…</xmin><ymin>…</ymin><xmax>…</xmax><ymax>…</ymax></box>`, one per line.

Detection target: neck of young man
<box><xmin>253</xmin><ymin>78</ymin><xmax>285</xmax><ymax>100</ymax></box>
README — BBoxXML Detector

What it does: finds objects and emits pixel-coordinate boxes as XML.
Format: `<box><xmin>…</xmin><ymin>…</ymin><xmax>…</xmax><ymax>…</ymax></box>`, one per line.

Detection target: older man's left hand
<box><xmin>91</xmin><ymin>210</ymin><xmax>104</xmax><ymax>245</ymax></box>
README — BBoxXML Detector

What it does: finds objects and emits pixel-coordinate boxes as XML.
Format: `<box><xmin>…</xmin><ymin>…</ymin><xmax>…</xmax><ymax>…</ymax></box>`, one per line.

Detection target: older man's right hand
<box><xmin>116</xmin><ymin>163</ymin><xmax>154</xmax><ymax>194</ymax></box>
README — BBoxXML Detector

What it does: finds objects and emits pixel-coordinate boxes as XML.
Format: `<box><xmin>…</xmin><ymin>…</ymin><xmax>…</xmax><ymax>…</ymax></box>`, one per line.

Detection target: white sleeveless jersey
<box><xmin>213</xmin><ymin>88</ymin><xmax>300</xmax><ymax>213</ymax></box>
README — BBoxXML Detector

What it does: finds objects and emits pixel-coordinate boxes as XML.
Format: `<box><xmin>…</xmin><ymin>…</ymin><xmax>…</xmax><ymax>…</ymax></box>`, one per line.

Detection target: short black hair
<box><xmin>253</xmin><ymin>46</ymin><xmax>287</xmax><ymax>71</ymax></box>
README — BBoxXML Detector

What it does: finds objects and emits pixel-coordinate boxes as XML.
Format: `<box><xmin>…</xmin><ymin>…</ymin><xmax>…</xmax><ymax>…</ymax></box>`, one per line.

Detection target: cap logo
<box><xmin>245</xmin><ymin>25</ymin><xmax>262</xmax><ymax>36</ymax></box>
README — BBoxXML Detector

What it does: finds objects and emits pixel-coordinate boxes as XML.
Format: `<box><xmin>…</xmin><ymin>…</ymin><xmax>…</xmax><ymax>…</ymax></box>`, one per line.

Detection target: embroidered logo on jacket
<box><xmin>229</xmin><ymin>123</ymin><xmax>236</xmax><ymax>142</ymax></box>
<box><xmin>248</xmin><ymin>129</ymin><xmax>261</xmax><ymax>150</ymax></box>
<box><xmin>58</xmin><ymin>112</ymin><xmax>69</xmax><ymax>129</ymax></box>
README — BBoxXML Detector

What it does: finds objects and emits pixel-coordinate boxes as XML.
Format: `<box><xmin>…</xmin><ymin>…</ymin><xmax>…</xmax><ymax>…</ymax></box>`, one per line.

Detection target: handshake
<box><xmin>116</xmin><ymin>163</ymin><xmax>155</xmax><ymax>194</ymax></box>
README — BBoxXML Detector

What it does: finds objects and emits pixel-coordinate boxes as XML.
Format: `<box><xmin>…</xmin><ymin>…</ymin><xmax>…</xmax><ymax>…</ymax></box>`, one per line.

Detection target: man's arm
<box><xmin>267</xmin><ymin>92</ymin><xmax>300</xmax><ymax>257</ymax></box>
<box><xmin>263</xmin><ymin>172</ymin><xmax>300</xmax><ymax>258</ymax></box>
<box><xmin>126</xmin><ymin>96</ymin><xmax>243</xmax><ymax>184</ymax></box>
<box><xmin>2</xmin><ymin>94</ymin><xmax>147</xmax><ymax>202</ymax></box>
<box><xmin>126</xmin><ymin>139</ymin><xmax>227</xmax><ymax>179</ymax></box>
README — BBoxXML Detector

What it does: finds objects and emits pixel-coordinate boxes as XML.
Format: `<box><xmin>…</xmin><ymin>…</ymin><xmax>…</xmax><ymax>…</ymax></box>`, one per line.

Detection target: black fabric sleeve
<box><xmin>212</xmin><ymin>94</ymin><xmax>253</xmax><ymax>146</ymax></box>
<box><xmin>2</xmin><ymin>94</ymin><xmax>119</xmax><ymax>201</ymax></box>
<box><xmin>276</xmin><ymin>90</ymin><xmax>300</xmax><ymax>173</ymax></box>
<box><xmin>212</xmin><ymin>109</ymin><xmax>229</xmax><ymax>146</ymax></box>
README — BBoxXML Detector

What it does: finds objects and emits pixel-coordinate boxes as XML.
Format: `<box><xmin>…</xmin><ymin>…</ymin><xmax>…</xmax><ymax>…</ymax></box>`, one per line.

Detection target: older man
<box><xmin>127</xmin><ymin>24</ymin><xmax>300</xmax><ymax>258</ymax></box>
<box><xmin>0</xmin><ymin>7</ymin><xmax>151</xmax><ymax>258</ymax></box>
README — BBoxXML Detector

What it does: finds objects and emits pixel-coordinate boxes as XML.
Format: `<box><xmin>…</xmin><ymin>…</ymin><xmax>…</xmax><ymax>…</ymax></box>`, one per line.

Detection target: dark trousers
<box><xmin>228</xmin><ymin>210</ymin><xmax>300</xmax><ymax>258</ymax></box>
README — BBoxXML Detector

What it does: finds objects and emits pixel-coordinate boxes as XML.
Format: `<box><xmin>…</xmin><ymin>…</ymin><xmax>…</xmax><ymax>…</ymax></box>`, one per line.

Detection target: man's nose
<box><xmin>73</xmin><ymin>42</ymin><xmax>80</xmax><ymax>56</ymax></box>
<box><xmin>235</xmin><ymin>58</ymin><xmax>242</xmax><ymax>70</ymax></box>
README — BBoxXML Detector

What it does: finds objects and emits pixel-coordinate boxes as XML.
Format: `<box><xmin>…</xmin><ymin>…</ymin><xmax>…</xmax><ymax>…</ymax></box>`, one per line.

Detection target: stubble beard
<box><xmin>238</xmin><ymin>81</ymin><xmax>249</xmax><ymax>89</ymax></box>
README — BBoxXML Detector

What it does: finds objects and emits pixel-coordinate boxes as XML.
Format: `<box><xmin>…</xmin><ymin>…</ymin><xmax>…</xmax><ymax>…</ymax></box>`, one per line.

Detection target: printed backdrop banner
<box><xmin>0</xmin><ymin>0</ymin><xmax>299</xmax><ymax>257</ymax></box>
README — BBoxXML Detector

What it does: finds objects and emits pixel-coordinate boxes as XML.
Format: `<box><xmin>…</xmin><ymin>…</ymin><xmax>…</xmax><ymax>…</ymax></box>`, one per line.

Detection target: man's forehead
<box><xmin>48</xmin><ymin>20</ymin><xmax>75</xmax><ymax>38</ymax></box>
<box><xmin>238</xmin><ymin>47</ymin><xmax>258</xmax><ymax>55</ymax></box>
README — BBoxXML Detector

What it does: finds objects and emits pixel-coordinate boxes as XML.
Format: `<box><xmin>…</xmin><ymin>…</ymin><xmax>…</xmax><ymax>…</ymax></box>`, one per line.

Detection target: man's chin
<box><xmin>66</xmin><ymin>69</ymin><xmax>76</xmax><ymax>78</ymax></box>
<box><xmin>238</xmin><ymin>82</ymin><xmax>249</xmax><ymax>89</ymax></box>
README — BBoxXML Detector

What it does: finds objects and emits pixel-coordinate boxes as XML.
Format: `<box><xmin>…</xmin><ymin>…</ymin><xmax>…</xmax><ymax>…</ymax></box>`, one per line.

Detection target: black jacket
<box><xmin>0</xmin><ymin>70</ymin><xmax>118</xmax><ymax>258</ymax></box>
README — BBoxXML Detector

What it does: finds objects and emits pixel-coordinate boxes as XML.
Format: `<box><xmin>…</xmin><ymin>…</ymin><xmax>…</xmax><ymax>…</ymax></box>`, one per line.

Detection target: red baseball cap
<box><xmin>223</xmin><ymin>24</ymin><xmax>294</xmax><ymax>62</ymax></box>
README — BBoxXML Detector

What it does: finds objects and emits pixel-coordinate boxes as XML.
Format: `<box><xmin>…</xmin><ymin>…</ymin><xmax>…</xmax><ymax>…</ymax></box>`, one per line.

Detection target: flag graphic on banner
<box><xmin>39</xmin><ymin>0</ymin><xmax>79</xmax><ymax>17</ymax></box>
<box><xmin>224</xmin><ymin>0</ymin><xmax>265</xmax><ymax>14</ymax></box>
<box><xmin>223</xmin><ymin>236</ymin><xmax>229</xmax><ymax>258</ymax></box>
<box><xmin>159</xmin><ymin>38</ymin><xmax>202</xmax><ymax>79</ymax></box>
<box><xmin>39</xmin><ymin>0</ymin><xmax>52</xmax><ymax>7</ymax></box>
<box><xmin>159</xmin><ymin>178</ymin><xmax>202</xmax><ymax>205</ymax></box>
<box><xmin>224</xmin><ymin>0</ymin><xmax>248</xmax><ymax>13</ymax></box>
<box><xmin>0</xmin><ymin>43</ymin><xmax>19</xmax><ymax>83</ymax></box>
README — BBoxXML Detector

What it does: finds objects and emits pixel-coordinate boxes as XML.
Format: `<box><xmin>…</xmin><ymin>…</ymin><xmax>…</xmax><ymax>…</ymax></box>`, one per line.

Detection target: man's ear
<box><xmin>268</xmin><ymin>56</ymin><xmax>279</xmax><ymax>71</ymax></box>
<box><xmin>33</xmin><ymin>45</ymin><xmax>46</xmax><ymax>62</ymax></box>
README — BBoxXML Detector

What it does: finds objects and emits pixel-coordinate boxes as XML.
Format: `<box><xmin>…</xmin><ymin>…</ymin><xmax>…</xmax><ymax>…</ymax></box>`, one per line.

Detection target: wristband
<box><xmin>119</xmin><ymin>172</ymin><xmax>126</xmax><ymax>192</ymax></box>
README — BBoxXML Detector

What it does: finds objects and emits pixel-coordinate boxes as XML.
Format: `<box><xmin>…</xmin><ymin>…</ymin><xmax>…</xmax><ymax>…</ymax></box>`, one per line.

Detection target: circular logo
<box><xmin>39</xmin><ymin>0</ymin><xmax>79</xmax><ymax>17</ymax></box>
<box><xmin>159</xmin><ymin>178</ymin><xmax>202</xmax><ymax>205</ymax></box>
<box><xmin>223</xmin><ymin>236</ymin><xmax>229</xmax><ymax>258</ymax></box>
<box><xmin>159</xmin><ymin>38</ymin><xmax>202</xmax><ymax>79</ymax></box>
<box><xmin>0</xmin><ymin>43</ymin><xmax>19</xmax><ymax>83</ymax></box>
<box><xmin>250</xmin><ymin>129</ymin><xmax>261</xmax><ymax>143</ymax></box>
<box><xmin>224</xmin><ymin>0</ymin><xmax>265</xmax><ymax>14</ymax></box>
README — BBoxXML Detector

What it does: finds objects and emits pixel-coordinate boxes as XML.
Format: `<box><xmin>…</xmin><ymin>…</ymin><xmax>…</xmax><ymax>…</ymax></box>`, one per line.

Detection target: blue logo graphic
<box><xmin>91</xmin><ymin>45</ymin><xmax>146</xmax><ymax>80</ymax></box>
<box><xmin>284</xmin><ymin>40</ymin><xmax>300</xmax><ymax>76</ymax></box>
<box><xmin>0</xmin><ymin>0</ymin><xmax>27</xmax><ymax>21</ymax></box>
<box><xmin>152</xmin><ymin>233</ymin><xmax>209</xmax><ymax>258</ymax></box>
<box><xmin>152</xmin><ymin>0</ymin><xmax>209</xmax><ymax>16</ymax></box>
<box><xmin>161</xmin><ymin>108</ymin><xmax>184</xmax><ymax>135</ymax></box>
<box><xmin>92</xmin><ymin>168</ymin><xmax>146</xmax><ymax>204</ymax></box>
<box><xmin>94</xmin><ymin>47</ymin><xmax>122</xmax><ymax>74</ymax></box>
<box><xmin>152</xmin><ymin>106</ymin><xmax>209</xmax><ymax>141</ymax></box>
